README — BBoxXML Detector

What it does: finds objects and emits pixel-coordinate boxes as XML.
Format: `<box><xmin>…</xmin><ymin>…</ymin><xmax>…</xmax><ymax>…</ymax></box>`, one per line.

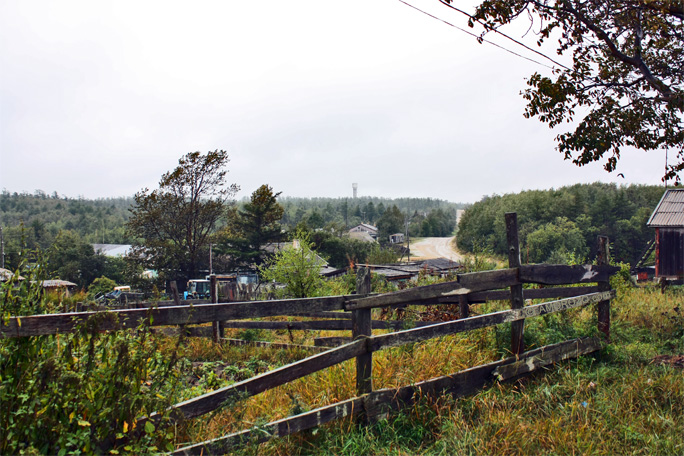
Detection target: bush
<box><xmin>87</xmin><ymin>276</ymin><xmax>117</xmax><ymax>299</ymax></box>
<box><xmin>0</xmin><ymin>260</ymin><xmax>184</xmax><ymax>454</ymax></box>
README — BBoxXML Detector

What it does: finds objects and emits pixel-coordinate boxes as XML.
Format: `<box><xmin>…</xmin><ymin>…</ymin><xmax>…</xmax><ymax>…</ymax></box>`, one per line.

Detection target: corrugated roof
<box><xmin>92</xmin><ymin>244</ymin><xmax>132</xmax><ymax>257</ymax></box>
<box><xmin>0</xmin><ymin>268</ymin><xmax>25</xmax><ymax>281</ymax></box>
<box><xmin>647</xmin><ymin>189</ymin><xmax>684</xmax><ymax>227</ymax></box>
<box><xmin>41</xmin><ymin>280</ymin><xmax>77</xmax><ymax>288</ymax></box>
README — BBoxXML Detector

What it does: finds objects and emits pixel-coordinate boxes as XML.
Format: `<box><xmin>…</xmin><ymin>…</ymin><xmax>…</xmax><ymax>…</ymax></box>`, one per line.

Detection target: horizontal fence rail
<box><xmin>3</xmin><ymin>215</ymin><xmax>619</xmax><ymax>454</ymax></box>
<box><xmin>0</xmin><ymin>295</ymin><xmax>354</xmax><ymax>338</ymax></box>
<box><xmin>141</xmin><ymin>290</ymin><xmax>614</xmax><ymax>427</ymax></box>
<box><xmin>1</xmin><ymin>264</ymin><xmax>618</xmax><ymax>339</ymax></box>
<box><xmin>140</xmin><ymin>339</ymin><xmax>369</xmax><ymax>426</ymax></box>
<box><xmin>173</xmin><ymin>336</ymin><xmax>603</xmax><ymax>455</ymax></box>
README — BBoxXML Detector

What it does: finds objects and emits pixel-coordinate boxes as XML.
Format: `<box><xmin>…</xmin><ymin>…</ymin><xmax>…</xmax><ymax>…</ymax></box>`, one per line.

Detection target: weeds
<box><xmin>193</xmin><ymin>283</ymin><xmax>684</xmax><ymax>456</ymax></box>
<box><xmin>0</xmin><ymin>260</ymin><xmax>185</xmax><ymax>454</ymax></box>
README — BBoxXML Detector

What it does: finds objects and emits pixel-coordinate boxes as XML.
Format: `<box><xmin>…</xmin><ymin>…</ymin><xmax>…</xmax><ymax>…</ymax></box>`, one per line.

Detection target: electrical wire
<box><xmin>396</xmin><ymin>0</ymin><xmax>569</xmax><ymax>71</ymax></box>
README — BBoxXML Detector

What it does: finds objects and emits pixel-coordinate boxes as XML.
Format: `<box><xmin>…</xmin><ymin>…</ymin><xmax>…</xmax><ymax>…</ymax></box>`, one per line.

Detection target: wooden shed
<box><xmin>646</xmin><ymin>188</ymin><xmax>684</xmax><ymax>279</ymax></box>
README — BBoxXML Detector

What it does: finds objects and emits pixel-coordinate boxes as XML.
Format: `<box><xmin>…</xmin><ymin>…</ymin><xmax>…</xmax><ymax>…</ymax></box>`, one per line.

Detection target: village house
<box><xmin>647</xmin><ymin>188</ymin><xmax>684</xmax><ymax>280</ymax></box>
<box><xmin>348</xmin><ymin>223</ymin><xmax>378</xmax><ymax>241</ymax></box>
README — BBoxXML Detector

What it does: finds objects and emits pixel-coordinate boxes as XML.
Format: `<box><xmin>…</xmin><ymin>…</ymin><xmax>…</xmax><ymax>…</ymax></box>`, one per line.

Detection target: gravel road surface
<box><xmin>408</xmin><ymin>237</ymin><xmax>463</xmax><ymax>261</ymax></box>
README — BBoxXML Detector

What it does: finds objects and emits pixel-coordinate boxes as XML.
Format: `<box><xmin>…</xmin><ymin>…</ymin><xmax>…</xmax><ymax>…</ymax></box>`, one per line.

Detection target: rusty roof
<box><xmin>647</xmin><ymin>189</ymin><xmax>684</xmax><ymax>227</ymax></box>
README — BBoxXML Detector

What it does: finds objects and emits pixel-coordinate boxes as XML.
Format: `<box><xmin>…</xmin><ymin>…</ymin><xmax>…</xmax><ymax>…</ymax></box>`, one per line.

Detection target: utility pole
<box><xmin>1</xmin><ymin>227</ymin><xmax>4</xmax><ymax>269</ymax></box>
<box><xmin>209</xmin><ymin>244</ymin><xmax>213</xmax><ymax>276</ymax></box>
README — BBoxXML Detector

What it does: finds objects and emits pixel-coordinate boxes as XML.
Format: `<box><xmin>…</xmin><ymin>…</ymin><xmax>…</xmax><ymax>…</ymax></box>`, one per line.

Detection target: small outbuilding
<box><xmin>40</xmin><ymin>279</ymin><xmax>78</xmax><ymax>296</ymax></box>
<box><xmin>646</xmin><ymin>188</ymin><xmax>684</xmax><ymax>279</ymax></box>
<box><xmin>0</xmin><ymin>268</ymin><xmax>24</xmax><ymax>282</ymax></box>
<box><xmin>349</xmin><ymin>224</ymin><xmax>378</xmax><ymax>240</ymax></box>
<box><xmin>389</xmin><ymin>233</ymin><xmax>405</xmax><ymax>244</ymax></box>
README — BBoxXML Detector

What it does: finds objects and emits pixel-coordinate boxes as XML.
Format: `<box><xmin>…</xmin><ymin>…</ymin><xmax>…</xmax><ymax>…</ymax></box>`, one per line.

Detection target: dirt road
<box><xmin>408</xmin><ymin>237</ymin><xmax>463</xmax><ymax>261</ymax></box>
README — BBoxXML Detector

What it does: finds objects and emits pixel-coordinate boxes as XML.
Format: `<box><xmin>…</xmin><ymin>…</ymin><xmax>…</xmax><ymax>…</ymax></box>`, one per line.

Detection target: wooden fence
<box><xmin>0</xmin><ymin>214</ymin><xmax>619</xmax><ymax>454</ymax></box>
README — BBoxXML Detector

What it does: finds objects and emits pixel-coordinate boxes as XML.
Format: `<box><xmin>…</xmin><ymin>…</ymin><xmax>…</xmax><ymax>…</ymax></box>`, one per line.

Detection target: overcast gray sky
<box><xmin>0</xmin><ymin>0</ymin><xmax>666</xmax><ymax>204</ymax></box>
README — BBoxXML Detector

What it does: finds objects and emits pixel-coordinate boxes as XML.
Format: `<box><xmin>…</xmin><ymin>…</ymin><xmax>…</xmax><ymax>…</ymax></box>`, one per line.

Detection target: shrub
<box><xmin>0</xmin><ymin>259</ymin><xmax>184</xmax><ymax>454</ymax></box>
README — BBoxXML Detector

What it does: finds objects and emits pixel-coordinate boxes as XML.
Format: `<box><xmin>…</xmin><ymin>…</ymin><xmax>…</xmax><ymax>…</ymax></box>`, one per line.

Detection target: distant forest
<box><xmin>0</xmin><ymin>190</ymin><xmax>462</xmax><ymax>271</ymax></box>
<box><xmin>457</xmin><ymin>183</ymin><xmax>664</xmax><ymax>266</ymax></box>
<box><xmin>2</xmin><ymin>183</ymin><xmax>665</xmax><ymax>279</ymax></box>
<box><xmin>277</xmin><ymin>196</ymin><xmax>463</xmax><ymax>235</ymax></box>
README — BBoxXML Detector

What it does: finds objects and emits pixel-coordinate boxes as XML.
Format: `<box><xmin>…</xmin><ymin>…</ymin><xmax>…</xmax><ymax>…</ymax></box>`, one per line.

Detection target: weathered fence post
<box><xmin>458</xmin><ymin>295</ymin><xmax>469</xmax><ymax>319</ymax></box>
<box><xmin>210</xmin><ymin>274</ymin><xmax>224</xmax><ymax>343</ymax></box>
<box><xmin>170</xmin><ymin>281</ymin><xmax>181</xmax><ymax>306</ymax></box>
<box><xmin>596</xmin><ymin>236</ymin><xmax>611</xmax><ymax>341</ymax></box>
<box><xmin>506</xmin><ymin>212</ymin><xmax>525</xmax><ymax>356</ymax></box>
<box><xmin>352</xmin><ymin>267</ymin><xmax>372</xmax><ymax>396</ymax></box>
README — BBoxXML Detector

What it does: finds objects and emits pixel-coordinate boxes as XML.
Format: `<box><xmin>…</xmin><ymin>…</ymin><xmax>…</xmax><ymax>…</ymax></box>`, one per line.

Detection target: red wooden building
<box><xmin>647</xmin><ymin>188</ymin><xmax>684</xmax><ymax>279</ymax></box>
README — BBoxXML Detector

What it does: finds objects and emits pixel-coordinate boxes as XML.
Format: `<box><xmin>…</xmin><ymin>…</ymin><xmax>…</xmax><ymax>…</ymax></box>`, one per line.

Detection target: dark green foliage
<box><xmin>457</xmin><ymin>183</ymin><xmax>664</xmax><ymax>264</ymax></box>
<box><xmin>0</xmin><ymin>261</ymin><xmax>183</xmax><ymax>454</ymax></box>
<box><xmin>48</xmin><ymin>230</ymin><xmax>106</xmax><ymax>287</ymax></box>
<box><xmin>127</xmin><ymin>151</ymin><xmax>239</xmax><ymax>287</ymax></box>
<box><xmin>310</xmin><ymin>230</ymin><xmax>368</xmax><ymax>268</ymax></box>
<box><xmin>463</xmin><ymin>0</ymin><xmax>684</xmax><ymax>181</ymax></box>
<box><xmin>416</xmin><ymin>208</ymin><xmax>456</xmax><ymax>237</ymax></box>
<box><xmin>217</xmin><ymin>184</ymin><xmax>285</xmax><ymax>269</ymax></box>
<box><xmin>377</xmin><ymin>205</ymin><xmax>405</xmax><ymax>245</ymax></box>
<box><xmin>278</xmin><ymin>196</ymin><xmax>463</xmax><ymax>230</ymax></box>
<box><xmin>0</xmin><ymin>190</ymin><xmax>134</xmax><ymax>269</ymax></box>
<box><xmin>308</xmin><ymin>229</ymin><xmax>398</xmax><ymax>268</ymax></box>
<box><xmin>526</xmin><ymin>217</ymin><xmax>588</xmax><ymax>264</ymax></box>
<box><xmin>87</xmin><ymin>276</ymin><xmax>117</xmax><ymax>299</ymax></box>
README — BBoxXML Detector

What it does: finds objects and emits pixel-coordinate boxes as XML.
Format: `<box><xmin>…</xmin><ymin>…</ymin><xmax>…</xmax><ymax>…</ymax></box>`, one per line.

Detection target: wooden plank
<box><xmin>289</xmin><ymin>311</ymin><xmax>352</xmax><ymax>319</ymax></box>
<box><xmin>175</xmin><ymin>337</ymin><xmax>602</xmax><ymax>454</ymax></box>
<box><xmin>458</xmin><ymin>295</ymin><xmax>469</xmax><ymax>319</ymax></box>
<box><xmin>353</xmin><ymin>267</ymin><xmax>373</xmax><ymax>396</ymax></box>
<box><xmin>314</xmin><ymin>336</ymin><xmax>352</xmax><ymax>347</ymax></box>
<box><xmin>211</xmin><ymin>275</ymin><xmax>221</xmax><ymax>343</ymax></box>
<box><xmin>492</xmin><ymin>337</ymin><xmax>602</xmax><ymax>380</ymax></box>
<box><xmin>134</xmin><ymin>299</ymin><xmax>210</xmax><ymax>307</ymax></box>
<box><xmin>462</xmin><ymin>285</ymin><xmax>600</xmax><ymax>304</ymax></box>
<box><xmin>171</xmin><ymin>397</ymin><xmax>364</xmax><ymax>455</ymax></box>
<box><xmin>170</xmin><ymin>281</ymin><xmax>182</xmax><ymax>306</ymax></box>
<box><xmin>217</xmin><ymin>319</ymin><xmax>420</xmax><ymax>331</ymax></box>
<box><xmin>0</xmin><ymin>295</ymin><xmax>353</xmax><ymax>338</ymax></box>
<box><xmin>221</xmin><ymin>338</ymin><xmax>329</xmax><ymax>352</ymax></box>
<box><xmin>364</xmin><ymin>337</ymin><xmax>602</xmax><ymax>421</ymax></box>
<box><xmin>506</xmin><ymin>212</ymin><xmax>525</xmax><ymax>355</ymax></box>
<box><xmin>143</xmin><ymin>338</ymin><xmax>368</xmax><ymax>424</ymax></box>
<box><xmin>456</xmin><ymin>268</ymin><xmax>520</xmax><ymax>293</ymax></box>
<box><xmin>519</xmin><ymin>264</ymin><xmax>620</xmax><ymax>285</ymax></box>
<box><xmin>369</xmin><ymin>291</ymin><xmax>614</xmax><ymax>352</ymax></box>
<box><xmin>596</xmin><ymin>236</ymin><xmax>611</xmax><ymax>341</ymax></box>
<box><xmin>346</xmin><ymin>268</ymin><xmax>519</xmax><ymax>310</ymax></box>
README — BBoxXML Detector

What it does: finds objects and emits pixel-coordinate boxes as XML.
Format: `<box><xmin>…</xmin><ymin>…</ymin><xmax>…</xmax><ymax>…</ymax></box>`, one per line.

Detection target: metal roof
<box><xmin>647</xmin><ymin>189</ymin><xmax>684</xmax><ymax>227</ymax></box>
<box><xmin>0</xmin><ymin>268</ymin><xmax>25</xmax><ymax>282</ymax></box>
<box><xmin>40</xmin><ymin>280</ymin><xmax>77</xmax><ymax>288</ymax></box>
<box><xmin>92</xmin><ymin>244</ymin><xmax>132</xmax><ymax>257</ymax></box>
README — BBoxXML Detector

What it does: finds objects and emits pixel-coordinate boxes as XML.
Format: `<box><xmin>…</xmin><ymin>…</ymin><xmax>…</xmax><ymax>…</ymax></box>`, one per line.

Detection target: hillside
<box><xmin>457</xmin><ymin>183</ymin><xmax>664</xmax><ymax>265</ymax></box>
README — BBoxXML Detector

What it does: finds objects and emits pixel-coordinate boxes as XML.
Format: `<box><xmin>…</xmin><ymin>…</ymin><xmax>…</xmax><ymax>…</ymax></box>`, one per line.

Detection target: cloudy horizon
<box><xmin>0</xmin><ymin>0</ymin><xmax>667</xmax><ymax>205</ymax></box>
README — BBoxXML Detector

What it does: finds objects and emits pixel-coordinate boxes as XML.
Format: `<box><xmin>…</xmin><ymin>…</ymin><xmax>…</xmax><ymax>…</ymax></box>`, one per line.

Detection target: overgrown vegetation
<box><xmin>220</xmin><ymin>284</ymin><xmax>683</xmax><ymax>456</ymax></box>
<box><xmin>2</xmin><ymin>248</ymin><xmax>682</xmax><ymax>454</ymax></box>
<box><xmin>0</xmin><ymin>259</ymin><xmax>184</xmax><ymax>454</ymax></box>
<box><xmin>457</xmin><ymin>183</ymin><xmax>664</xmax><ymax>265</ymax></box>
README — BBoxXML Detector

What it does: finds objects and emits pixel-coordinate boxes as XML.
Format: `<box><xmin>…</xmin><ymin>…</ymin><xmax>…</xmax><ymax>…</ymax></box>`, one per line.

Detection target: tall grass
<box><xmin>175</xmin><ymin>284</ymin><xmax>683</xmax><ymax>455</ymax></box>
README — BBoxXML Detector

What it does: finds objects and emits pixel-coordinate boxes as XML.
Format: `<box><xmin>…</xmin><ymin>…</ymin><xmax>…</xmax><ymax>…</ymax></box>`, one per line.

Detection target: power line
<box><xmin>396</xmin><ymin>0</ymin><xmax>568</xmax><ymax>71</ymax></box>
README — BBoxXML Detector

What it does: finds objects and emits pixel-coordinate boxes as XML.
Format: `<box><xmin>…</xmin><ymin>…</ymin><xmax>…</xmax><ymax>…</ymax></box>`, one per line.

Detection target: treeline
<box><xmin>0</xmin><ymin>189</ymin><xmax>461</xmax><ymax>289</ymax></box>
<box><xmin>0</xmin><ymin>190</ymin><xmax>134</xmax><ymax>247</ymax></box>
<box><xmin>278</xmin><ymin>196</ymin><xmax>462</xmax><ymax>237</ymax></box>
<box><xmin>457</xmin><ymin>183</ymin><xmax>664</xmax><ymax>265</ymax></box>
